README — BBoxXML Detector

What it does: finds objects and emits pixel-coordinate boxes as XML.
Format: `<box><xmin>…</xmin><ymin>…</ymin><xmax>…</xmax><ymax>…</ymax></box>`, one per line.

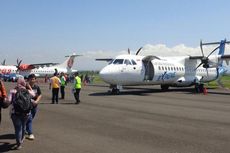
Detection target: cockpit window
<box><xmin>131</xmin><ymin>59</ymin><xmax>137</xmax><ymax>65</ymax></box>
<box><xmin>108</xmin><ymin>60</ymin><xmax>113</xmax><ymax>65</ymax></box>
<box><xmin>124</xmin><ymin>59</ymin><xmax>132</xmax><ymax>65</ymax></box>
<box><xmin>113</xmin><ymin>59</ymin><xmax>124</xmax><ymax>65</ymax></box>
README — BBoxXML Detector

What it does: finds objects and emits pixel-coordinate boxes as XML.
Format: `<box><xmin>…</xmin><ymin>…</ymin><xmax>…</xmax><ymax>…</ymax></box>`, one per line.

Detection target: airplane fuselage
<box><xmin>99</xmin><ymin>55</ymin><xmax>218</xmax><ymax>87</ymax></box>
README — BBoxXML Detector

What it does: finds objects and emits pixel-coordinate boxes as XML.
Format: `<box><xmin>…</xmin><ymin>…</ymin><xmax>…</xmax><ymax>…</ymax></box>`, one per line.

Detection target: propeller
<box><xmin>195</xmin><ymin>40</ymin><xmax>220</xmax><ymax>70</ymax></box>
<box><xmin>127</xmin><ymin>47</ymin><xmax>143</xmax><ymax>55</ymax></box>
<box><xmin>16</xmin><ymin>59</ymin><xmax>23</xmax><ymax>71</ymax></box>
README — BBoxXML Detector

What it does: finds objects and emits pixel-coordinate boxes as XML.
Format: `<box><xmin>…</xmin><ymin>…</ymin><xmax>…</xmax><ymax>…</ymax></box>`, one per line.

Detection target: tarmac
<box><xmin>0</xmin><ymin>81</ymin><xmax>230</xmax><ymax>153</ymax></box>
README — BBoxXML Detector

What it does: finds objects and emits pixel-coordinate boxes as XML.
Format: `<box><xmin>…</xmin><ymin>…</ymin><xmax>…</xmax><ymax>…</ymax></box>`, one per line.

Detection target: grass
<box><xmin>207</xmin><ymin>75</ymin><xmax>230</xmax><ymax>89</ymax></box>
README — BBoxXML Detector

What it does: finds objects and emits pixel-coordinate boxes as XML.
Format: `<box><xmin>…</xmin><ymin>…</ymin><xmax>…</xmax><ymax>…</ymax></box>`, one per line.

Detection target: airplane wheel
<box><xmin>161</xmin><ymin>85</ymin><xmax>169</xmax><ymax>91</ymax></box>
<box><xmin>111</xmin><ymin>88</ymin><xmax>120</xmax><ymax>95</ymax></box>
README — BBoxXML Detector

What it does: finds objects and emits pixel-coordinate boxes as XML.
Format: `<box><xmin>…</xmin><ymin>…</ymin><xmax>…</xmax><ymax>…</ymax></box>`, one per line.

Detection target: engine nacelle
<box><xmin>19</xmin><ymin>64</ymin><xmax>35</xmax><ymax>70</ymax></box>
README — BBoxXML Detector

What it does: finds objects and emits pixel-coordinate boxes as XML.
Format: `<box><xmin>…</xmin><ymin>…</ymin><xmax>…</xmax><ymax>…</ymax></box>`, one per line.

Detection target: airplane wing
<box><xmin>189</xmin><ymin>55</ymin><xmax>230</xmax><ymax>64</ymax></box>
<box><xmin>221</xmin><ymin>55</ymin><xmax>230</xmax><ymax>65</ymax></box>
<box><xmin>96</xmin><ymin>58</ymin><xmax>113</xmax><ymax>62</ymax></box>
<box><xmin>29</xmin><ymin>63</ymin><xmax>59</xmax><ymax>68</ymax></box>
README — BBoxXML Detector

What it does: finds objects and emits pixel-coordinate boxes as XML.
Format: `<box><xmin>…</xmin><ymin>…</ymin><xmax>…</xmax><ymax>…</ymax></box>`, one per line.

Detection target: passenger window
<box><xmin>124</xmin><ymin>59</ymin><xmax>132</xmax><ymax>65</ymax></box>
<box><xmin>113</xmin><ymin>59</ymin><xmax>124</xmax><ymax>65</ymax></box>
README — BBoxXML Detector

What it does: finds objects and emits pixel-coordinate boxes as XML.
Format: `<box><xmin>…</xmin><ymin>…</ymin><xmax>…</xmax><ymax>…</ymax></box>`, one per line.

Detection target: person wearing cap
<box><xmin>25</xmin><ymin>74</ymin><xmax>42</xmax><ymax>140</ymax></box>
<box><xmin>49</xmin><ymin>73</ymin><xmax>61</xmax><ymax>104</ymax></box>
<box><xmin>73</xmin><ymin>72</ymin><xmax>81</xmax><ymax>104</ymax></box>
<box><xmin>9</xmin><ymin>78</ymin><xmax>35</xmax><ymax>150</ymax></box>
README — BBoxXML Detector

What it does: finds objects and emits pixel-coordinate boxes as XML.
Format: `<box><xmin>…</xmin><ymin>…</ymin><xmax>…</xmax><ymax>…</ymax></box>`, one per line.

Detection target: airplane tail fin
<box><xmin>218</xmin><ymin>39</ymin><xmax>226</xmax><ymax>56</ymax></box>
<box><xmin>58</xmin><ymin>53</ymin><xmax>81</xmax><ymax>69</ymax></box>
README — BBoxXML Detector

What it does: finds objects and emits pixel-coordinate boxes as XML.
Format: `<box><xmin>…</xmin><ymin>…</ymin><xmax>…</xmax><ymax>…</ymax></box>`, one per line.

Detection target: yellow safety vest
<box><xmin>75</xmin><ymin>76</ymin><xmax>81</xmax><ymax>89</ymax></box>
<box><xmin>61</xmin><ymin>76</ymin><xmax>66</xmax><ymax>86</ymax></box>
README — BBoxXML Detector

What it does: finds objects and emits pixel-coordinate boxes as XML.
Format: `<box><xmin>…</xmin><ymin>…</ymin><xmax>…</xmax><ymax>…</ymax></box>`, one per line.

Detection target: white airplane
<box><xmin>97</xmin><ymin>40</ymin><xmax>230</xmax><ymax>94</ymax></box>
<box><xmin>0</xmin><ymin>53</ymin><xmax>79</xmax><ymax>78</ymax></box>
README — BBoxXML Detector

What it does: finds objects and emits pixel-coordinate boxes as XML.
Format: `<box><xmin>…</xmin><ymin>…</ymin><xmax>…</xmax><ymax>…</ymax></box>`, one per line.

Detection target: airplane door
<box><xmin>142</xmin><ymin>57</ymin><xmax>154</xmax><ymax>81</ymax></box>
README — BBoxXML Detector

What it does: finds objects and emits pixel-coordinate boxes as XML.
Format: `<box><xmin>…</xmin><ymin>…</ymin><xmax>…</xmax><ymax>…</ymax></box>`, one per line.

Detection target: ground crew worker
<box><xmin>60</xmin><ymin>72</ymin><xmax>66</xmax><ymax>99</ymax></box>
<box><xmin>73</xmin><ymin>72</ymin><xmax>81</xmax><ymax>104</ymax></box>
<box><xmin>49</xmin><ymin>73</ymin><xmax>61</xmax><ymax>104</ymax></box>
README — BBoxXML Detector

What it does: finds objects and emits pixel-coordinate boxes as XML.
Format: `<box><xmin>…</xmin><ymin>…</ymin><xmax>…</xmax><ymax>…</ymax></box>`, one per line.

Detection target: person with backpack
<box><xmin>26</xmin><ymin>74</ymin><xmax>42</xmax><ymax>140</ymax></box>
<box><xmin>8</xmin><ymin>78</ymin><xmax>35</xmax><ymax>150</ymax></box>
<box><xmin>0</xmin><ymin>80</ymin><xmax>8</xmax><ymax>125</ymax></box>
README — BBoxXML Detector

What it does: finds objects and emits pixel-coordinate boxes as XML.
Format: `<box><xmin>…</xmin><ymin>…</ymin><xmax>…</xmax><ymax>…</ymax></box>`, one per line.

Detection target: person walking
<box><xmin>73</xmin><ymin>72</ymin><xmax>81</xmax><ymax>104</ymax></box>
<box><xmin>49</xmin><ymin>73</ymin><xmax>61</xmax><ymax>104</ymax></box>
<box><xmin>26</xmin><ymin>74</ymin><xmax>42</xmax><ymax>140</ymax></box>
<box><xmin>0</xmin><ymin>80</ymin><xmax>8</xmax><ymax>125</ymax></box>
<box><xmin>9</xmin><ymin>78</ymin><xmax>35</xmax><ymax>150</ymax></box>
<box><xmin>60</xmin><ymin>72</ymin><xmax>66</xmax><ymax>99</ymax></box>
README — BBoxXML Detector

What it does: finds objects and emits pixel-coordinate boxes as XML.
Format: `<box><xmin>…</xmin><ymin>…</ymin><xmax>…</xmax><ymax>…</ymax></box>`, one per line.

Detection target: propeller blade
<box><xmin>206</xmin><ymin>68</ymin><xmax>209</xmax><ymax>76</ymax></box>
<box><xmin>136</xmin><ymin>47</ymin><xmax>143</xmax><ymax>55</ymax></box>
<box><xmin>18</xmin><ymin>60</ymin><xmax>22</xmax><ymax>66</ymax></box>
<box><xmin>207</xmin><ymin>45</ymin><xmax>220</xmax><ymax>58</ymax></box>
<box><xmin>195</xmin><ymin>62</ymin><xmax>203</xmax><ymax>70</ymax></box>
<box><xmin>128</xmin><ymin>48</ymin><xmax>130</xmax><ymax>54</ymax></box>
<box><xmin>200</xmin><ymin>40</ymin><xmax>204</xmax><ymax>56</ymax></box>
<box><xmin>1</xmin><ymin>59</ymin><xmax>6</xmax><ymax>65</ymax></box>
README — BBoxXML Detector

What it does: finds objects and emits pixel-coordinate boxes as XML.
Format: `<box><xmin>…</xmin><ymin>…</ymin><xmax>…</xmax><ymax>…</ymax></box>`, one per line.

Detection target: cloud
<box><xmin>73</xmin><ymin>43</ymin><xmax>230</xmax><ymax>71</ymax></box>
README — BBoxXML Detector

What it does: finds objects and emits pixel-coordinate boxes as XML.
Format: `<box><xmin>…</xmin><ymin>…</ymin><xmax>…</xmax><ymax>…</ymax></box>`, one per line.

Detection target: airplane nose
<box><xmin>99</xmin><ymin>67</ymin><xmax>110</xmax><ymax>82</ymax></box>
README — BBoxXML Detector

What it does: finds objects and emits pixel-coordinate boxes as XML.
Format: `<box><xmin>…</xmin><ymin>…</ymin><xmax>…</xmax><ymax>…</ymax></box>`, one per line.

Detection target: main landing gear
<box><xmin>161</xmin><ymin>85</ymin><xmax>169</xmax><ymax>91</ymax></box>
<box><xmin>108</xmin><ymin>85</ymin><xmax>122</xmax><ymax>95</ymax></box>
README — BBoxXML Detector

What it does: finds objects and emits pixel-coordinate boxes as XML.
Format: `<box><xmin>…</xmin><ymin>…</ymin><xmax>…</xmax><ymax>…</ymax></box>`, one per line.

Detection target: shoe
<box><xmin>21</xmin><ymin>136</ymin><xmax>25</xmax><ymax>143</ymax></box>
<box><xmin>15</xmin><ymin>144</ymin><xmax>22</xmax><ymax>150</ymax></box>
<box><xmin>27</xmin><ymin>134</ymin><xmax>35</xmax><ymax>140</ymax></box>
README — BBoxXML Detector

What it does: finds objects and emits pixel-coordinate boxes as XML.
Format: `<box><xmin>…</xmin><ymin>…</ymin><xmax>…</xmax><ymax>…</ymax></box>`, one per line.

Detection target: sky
<box><xmin>1</xmin><ymin>0</ymin><xmax>230</xmax><ymax>70</ymax></box>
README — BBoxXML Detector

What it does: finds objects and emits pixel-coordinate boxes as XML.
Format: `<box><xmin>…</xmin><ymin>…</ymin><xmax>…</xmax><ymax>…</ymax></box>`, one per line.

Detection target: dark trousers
<box><xmin>74</xmin><ymin>88</ymin><xmax>81</xmax><ymax>103</ymax></box>
<box><xmin>60</xmin><ymin>86</ymin><xmax>65</xmax><ymax>99</ymax></box>
<box><xmin>52</xmin><ymin>88</ymin><xmax>59</xmax><ymax>104</ymax></box>
<box><xmin>11</xmin><ymin>114</ymin><xmax>29</xmax><ymax>146</ymax></box>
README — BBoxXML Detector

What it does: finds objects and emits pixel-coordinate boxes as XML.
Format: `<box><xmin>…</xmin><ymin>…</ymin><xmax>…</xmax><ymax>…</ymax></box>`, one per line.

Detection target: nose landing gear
<box><xmin>108</xmin><ymin>85</ymin><xmax>122</xmax><ymax>95</ymax></box>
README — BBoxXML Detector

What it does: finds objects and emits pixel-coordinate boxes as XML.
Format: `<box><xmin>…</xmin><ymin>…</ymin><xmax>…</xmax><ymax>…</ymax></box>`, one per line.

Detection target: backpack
<box><xmin>13</xmin><ymin>88</ymin><xmax>33</xmax><ymax>115</ymax></box>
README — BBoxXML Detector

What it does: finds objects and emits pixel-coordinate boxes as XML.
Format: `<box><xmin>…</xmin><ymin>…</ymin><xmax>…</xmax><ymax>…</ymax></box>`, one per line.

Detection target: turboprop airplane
<box><xmin>0</xmin><ymin>53</ymin><xmax>79</xmax><ymax>79</ymax></box>
<box><xmin>97</xmin><ymin>39</ymin><xmax>230</xmax><ymax>94</ymax></box>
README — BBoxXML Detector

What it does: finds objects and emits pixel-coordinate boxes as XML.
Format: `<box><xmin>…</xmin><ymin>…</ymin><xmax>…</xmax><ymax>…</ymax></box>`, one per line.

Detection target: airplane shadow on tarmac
<box><xmin>89</xmin><ymin>87</ymin><xmax>197</xmax><ymax>96</ymax></box>
<box><xmin>89</xmin><ymin>85</ymin><xmax>230</xmax><ymax>96</ymax></box>
<box><xmin>0</xmin><ymin>134</ymin><xmax>16</xmax><ymax>152</ymax></box>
